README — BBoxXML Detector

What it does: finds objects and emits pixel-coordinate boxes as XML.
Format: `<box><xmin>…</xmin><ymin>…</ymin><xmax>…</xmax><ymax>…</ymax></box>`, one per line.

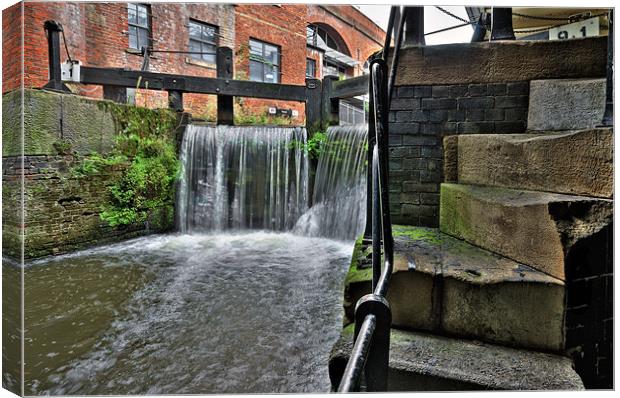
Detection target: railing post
<box><xmin>403</xmin><ymin>6</ymin><xmax>425</xmax><ymax>46</ymax></box>
<box><xmin>354</xmin><ymin>295</ymin><xmax>391</xmax><ymax>391</ymax></box>
<box><xmin>305</xmin><ymin>78</ymin><xmax>322</xmax><ymax>134</ymax></box>
<box><xmin>491</xmin><ymin>7</ymin><xmax>515</xmax><ymax>40</ymax></box>
<box><xmin>364</xmin><ymin>73</ymin><xmax>376</xmax><ymax>240</ymax></box>
<box><xmin>43</xmin><ymin>20</ymin><xmax>69</xmax><ymax>91</ymax></box>
<box><xmin>601</xmin><ymin>9</ymin><xmax>613</xmax><ymax>126</ymax></box>
<box><xmin>217</xmin><ymin>46</ymin><xmax>234</xmax><ymax>125</ymax></box>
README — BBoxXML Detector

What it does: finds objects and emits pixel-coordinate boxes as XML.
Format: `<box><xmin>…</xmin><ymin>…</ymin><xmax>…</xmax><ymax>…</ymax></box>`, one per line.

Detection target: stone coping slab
<box><xmin>329</xmin><ymin>325</ymin><xmax>584</xmax><ymax>391</ymax></box>
<box><xmin>439</xmin><ymin>183</ymin><xmax>613</xmax><ymax>280</ymax></box>
<box><xmin>454</xmin><ymin>128</ymin><xmax>613</xmax><ymax>198</ymax></box>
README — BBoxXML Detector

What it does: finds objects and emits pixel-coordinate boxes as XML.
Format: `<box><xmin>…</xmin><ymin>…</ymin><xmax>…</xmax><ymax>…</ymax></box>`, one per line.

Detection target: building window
<box><xmin>189</xmin><ymin>20</ymin><xmax>218</xmax><ymax>64</ymax></box>
<box><xmin>306</xmin><ymin>58</ymin><xmax>316</xmax><ymax>78</ymax></box>
<box><xmin>307</xmin><ymin>24</ymin><xmax>340</xmax><ymax>52</ymax></box>
<box><xmin>128</xmin><ymin>3</ymin><xmax>150</xmax><ymax>51</ymax></box>
<box><xmin>249</xmin><ymin>39</ymin><xmax>280</xmax><ymax>83</ymax></box>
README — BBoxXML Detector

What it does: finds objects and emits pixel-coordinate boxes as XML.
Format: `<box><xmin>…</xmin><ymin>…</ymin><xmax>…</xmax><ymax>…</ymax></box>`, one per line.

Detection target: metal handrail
<box><xmin>337</xmin><ymin>5</ymin><xmax>404</xmax><ymax>393</ymax></box>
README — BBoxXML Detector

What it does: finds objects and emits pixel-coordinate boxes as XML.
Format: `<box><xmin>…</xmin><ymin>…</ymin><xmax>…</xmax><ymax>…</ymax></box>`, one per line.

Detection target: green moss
<box><xmin>345</xmin><ymin>236</ymin><xmax>374</xmax><ymax>286</ymax></box>
<box><xmin>342</xmin><ymin>323</ymin><xmax>355</xmax><ymax>337</ymax></box>
<box><xmin>438</xmin><ymin>183</ymin><xmax>470</xmax><ymax>239</ymax></box>
<box><xmin>392</xmin><ymin>225</ymin><xmax>443</xmax><ymax>245</ymax></box>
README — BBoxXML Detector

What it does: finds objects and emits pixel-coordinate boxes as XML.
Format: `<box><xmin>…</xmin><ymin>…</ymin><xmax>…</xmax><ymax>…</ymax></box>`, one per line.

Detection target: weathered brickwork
<box><xmin>2</xmin><ymin>155</ymin><xmax>172</xmax><ymax>259</ymax></box>
<box><xmin>388</xmin><ymin>81</ymin><xmax>530</xmax><ymax>227</ymax></box>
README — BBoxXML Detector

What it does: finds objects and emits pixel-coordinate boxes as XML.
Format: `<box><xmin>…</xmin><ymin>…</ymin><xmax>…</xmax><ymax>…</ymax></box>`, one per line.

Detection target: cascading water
<box><xmin>294</xmin><ymin>125</ymin><xmax>368</xmax><ymax>240</ymax></box>
<box><xmin>177</xmin><ymin>124</ymin><xmax>368</xmax><ymax>240</ymax></box>
<box><xmin>177</xmin><ymin>125</ymin><xmax>310</xmax><ymax>233</ymax></box>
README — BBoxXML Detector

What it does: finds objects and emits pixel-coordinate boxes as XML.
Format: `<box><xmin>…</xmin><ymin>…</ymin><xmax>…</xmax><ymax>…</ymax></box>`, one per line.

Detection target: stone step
<box><xmin>329</xmin><ymin>325</ymin><xmax>584</xmax><ymax>391</ymax></box>
<box><xmin>444</xmin><ymin>128</ymin><xmax>613</xmax><ymax>198</ymax></box>
<box><xmin>439</xmin><ymin>183</ymin><xmax>613</xmax><ymax>280</ymax></box>
<box><xmin>527</xmin><ymin>78</ymin><xmax>606</xmax><ymax>131</ymax></box>
<box><xmin>344</xmin><ymin>226</ymin><xmax>565</xmax><ymax>352</ymax></box>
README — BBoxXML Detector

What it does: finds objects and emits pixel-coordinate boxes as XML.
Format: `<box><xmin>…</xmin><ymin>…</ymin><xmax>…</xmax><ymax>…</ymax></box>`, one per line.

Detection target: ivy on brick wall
<box><xmin>75</xmin><ymin>103</ymin><xmax>180</xmax><ymax>229</ymax></box>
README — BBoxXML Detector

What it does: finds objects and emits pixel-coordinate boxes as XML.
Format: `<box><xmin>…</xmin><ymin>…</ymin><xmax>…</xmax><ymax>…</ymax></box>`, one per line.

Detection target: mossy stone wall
<box><xmin>2</xmin><ymin>89</ymin><xmax>182</xmax><ymax>259</ymax></box>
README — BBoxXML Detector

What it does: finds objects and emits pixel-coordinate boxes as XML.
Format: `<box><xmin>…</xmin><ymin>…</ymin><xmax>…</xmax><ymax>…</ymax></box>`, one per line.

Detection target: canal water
<box><xmin>7</xmin><ymin>125</ymin><xmax>368</xmax><ymax>395</ymax></box>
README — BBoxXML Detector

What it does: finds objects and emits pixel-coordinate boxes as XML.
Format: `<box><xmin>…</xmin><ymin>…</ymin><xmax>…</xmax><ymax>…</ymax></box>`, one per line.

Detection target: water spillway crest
<box><xmin>177</xmin><ymin>125</ymin><xmax>310</xmax><ymax>233</ymax></box>
<box><xmin>177</xmin><ymin>124</ymin><xmax>368</xmax><ymax>240</ymax></box>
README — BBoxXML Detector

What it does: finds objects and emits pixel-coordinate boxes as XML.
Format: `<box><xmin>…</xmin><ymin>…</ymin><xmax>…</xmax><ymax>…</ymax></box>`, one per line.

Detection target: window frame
<box><xmin>188</xmin><ymin>19</ymin><xmax>219</xmax><ymax>64</ymax></box>
<box><xmin>306</xmin><ymin>58</ymin><xmax>316</xmax><ymax>78</ymax></box>
<box><xmin>128</xmin><ymin>3</ymin><xmax>151</xmax><ymax>51</ymax></box>
<box><xmin>248</xmin><ymin>38</ymin><xmax>281</xmax><ymax>84</ymax></box>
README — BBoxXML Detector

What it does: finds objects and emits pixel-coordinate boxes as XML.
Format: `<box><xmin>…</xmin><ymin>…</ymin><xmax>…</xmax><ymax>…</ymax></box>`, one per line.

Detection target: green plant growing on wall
<box><xmin>289</xmin><ymin>130</ymin><xmax>328</xmax><ymax>160</ymax></box>
<box><xmin>82</xmin><ymin>102</ymin><xmax>181</xmax><ymax>229</ymax></box>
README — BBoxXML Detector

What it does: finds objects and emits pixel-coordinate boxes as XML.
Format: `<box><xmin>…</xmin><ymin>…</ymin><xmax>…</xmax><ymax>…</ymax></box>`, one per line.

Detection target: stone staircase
<box><xmin>328</xmin><ymin>78</ymin><xmax>613</xmax><ymax>390</ymax></box>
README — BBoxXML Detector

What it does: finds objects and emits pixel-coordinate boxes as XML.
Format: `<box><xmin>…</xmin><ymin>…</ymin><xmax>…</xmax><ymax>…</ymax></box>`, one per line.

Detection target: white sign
<box><xmin>549</xmin><ymin>17</ymin><xmax>599</xmax><ymax>40</ymax></box>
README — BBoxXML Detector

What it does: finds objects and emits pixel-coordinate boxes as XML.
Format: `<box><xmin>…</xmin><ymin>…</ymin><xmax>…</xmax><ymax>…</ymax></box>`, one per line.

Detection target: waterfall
<box><xmin>177</xmin><ymin>124</ymin><xmax>367</xmax><ymax>240</ymax></box>
<box><xmin>293</xmin><ymin>125</ymin><xmax>368</xmax><ymax>240</ymax></box>
<box><xmin>177</xmin><ymin>125</ymin><xmax>310</xmax><ymax>233</ymax></box>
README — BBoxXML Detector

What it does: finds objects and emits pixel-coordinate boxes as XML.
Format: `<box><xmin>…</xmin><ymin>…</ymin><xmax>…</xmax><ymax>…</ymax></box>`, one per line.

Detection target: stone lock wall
<box><xmin>388</xmin><ymin>81</ymin><xmax>529</xmax><ymax>226</ymax></box>
<box><xmin>388</xmin><ymin>37</ymin><xmax>608</xmax><ymax>228</ymax></box>
<box><xmin>2</xmin><ymin>89</ymin><xmax>183</xmax><ymax>259</ymax></box>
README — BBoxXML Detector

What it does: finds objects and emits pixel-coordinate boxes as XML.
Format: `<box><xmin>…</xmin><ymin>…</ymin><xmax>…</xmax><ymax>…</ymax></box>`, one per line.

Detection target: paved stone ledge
<box><xmin>329</xmin><ymin>325</ymin><xmax>584</xmax><ymax>391</ymax></box>
<box><xmin>344</xmin><ymin>226</ymin><xmax>565</xmax><ymax>351</ymax></box>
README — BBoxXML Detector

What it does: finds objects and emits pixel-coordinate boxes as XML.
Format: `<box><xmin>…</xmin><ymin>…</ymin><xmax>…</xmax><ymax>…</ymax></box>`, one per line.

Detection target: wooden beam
<box><xmin>305</xmin><ymin>78</ymin><xmax>323</xmax><ymax>133</ymax></box>
<box><xmin>79</xmin><ymin>66</ymin><xmax>308</xmax><ymax>102</ymax></box>
<box><xmin>217</xmin><ymin>47</ymin><xmax>234</xmax><ymax>125</ymax></box>
<box><xmin>330</xmin><ymin>75</ymin><xmax>369</xmax><ymax>99</ymax></box>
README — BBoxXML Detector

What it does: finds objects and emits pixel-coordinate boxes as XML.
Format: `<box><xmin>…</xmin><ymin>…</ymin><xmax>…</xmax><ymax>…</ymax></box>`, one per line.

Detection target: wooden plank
<box><xmin>330</xmin><ymin>75</ymin><xmax>369</xmax><ymax>99</ymax></box>
<box><xmin>79</xmin><ymin>66</ymin><xmax>308</xmax><ymax>102</ymax></box>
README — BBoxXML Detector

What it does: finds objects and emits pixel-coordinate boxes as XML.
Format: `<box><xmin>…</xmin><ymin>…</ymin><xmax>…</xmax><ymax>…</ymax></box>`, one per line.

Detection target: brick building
<box><xmin>2</xmin><ymin>2</ymin><xmax>384</xmax><ymax>122</ymax></box>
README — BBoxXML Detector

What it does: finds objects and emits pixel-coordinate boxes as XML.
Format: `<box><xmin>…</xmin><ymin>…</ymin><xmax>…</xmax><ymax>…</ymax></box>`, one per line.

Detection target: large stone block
<box><xmin>456</xmin><ymin>128</ymin><xmax>613</xmax><ymax>198</ymax></box>
<box><xmin>343</xmin><ymin>226</ymin><xmax>565</xmax><ymax>351</ymax></box>
<box><xmin>528</xmin><ymin>79</ymin><xmax>606</xmax><ymax>131</ymax></box>
<box><xmin>440</xmin><ymin>183</ymin><xmax>613</xmax><ymax>280</ymax></box>
<box><xmin>395</xmin><ymin>37</ymin><xmax>606</xmax><ymax>86</ymax></box>
<box><xmin>329</xmin><ymin>325</ymin><xmax>584</xmax><ymax>391</ymax></box>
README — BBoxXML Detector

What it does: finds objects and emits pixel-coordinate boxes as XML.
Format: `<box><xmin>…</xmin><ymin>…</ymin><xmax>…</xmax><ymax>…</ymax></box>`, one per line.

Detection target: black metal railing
<box><xmin>337</xmin><ymin>6</ymin><xmax>405</xmax><ymax>392</ymax></box>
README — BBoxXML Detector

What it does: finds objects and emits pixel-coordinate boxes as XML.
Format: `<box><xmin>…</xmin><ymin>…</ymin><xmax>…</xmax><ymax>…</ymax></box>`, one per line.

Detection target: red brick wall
<box><xmin>234</xmin><ymin>4</ymin><xmax>307</xmax><ymax>121</ymax></box>
<box><xmin>2</xmin><ymin>2</ymin><xmax>22</xmax><ymax>93</ymax></box>
<box><xmin>3</xmin><ymin>3</ymin><xmax>383</xmax><ymax>122</ymax></box>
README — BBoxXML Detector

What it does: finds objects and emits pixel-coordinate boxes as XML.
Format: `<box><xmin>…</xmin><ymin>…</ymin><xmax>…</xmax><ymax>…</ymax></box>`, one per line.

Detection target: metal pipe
<box><xmin>337</xmin><ymin>315</ymin><xmax>377</xmax><ymax>392</ymax></box>
<box><xmin>387</xmin><ymin>6</ymin><xmax>405</xmax><ymax>105</ymax></box>
<box><xmin>372</xmin><ymin>145</ymin><xmax>381</xmax><ymax>290</ymax></box>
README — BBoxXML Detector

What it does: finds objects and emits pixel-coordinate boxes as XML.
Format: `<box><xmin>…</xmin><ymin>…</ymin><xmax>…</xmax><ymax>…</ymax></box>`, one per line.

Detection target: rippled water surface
<box><xmin>16</xmin><ymin>232</ymin><xmax>352</xmax><ymax>395</ymax></box>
